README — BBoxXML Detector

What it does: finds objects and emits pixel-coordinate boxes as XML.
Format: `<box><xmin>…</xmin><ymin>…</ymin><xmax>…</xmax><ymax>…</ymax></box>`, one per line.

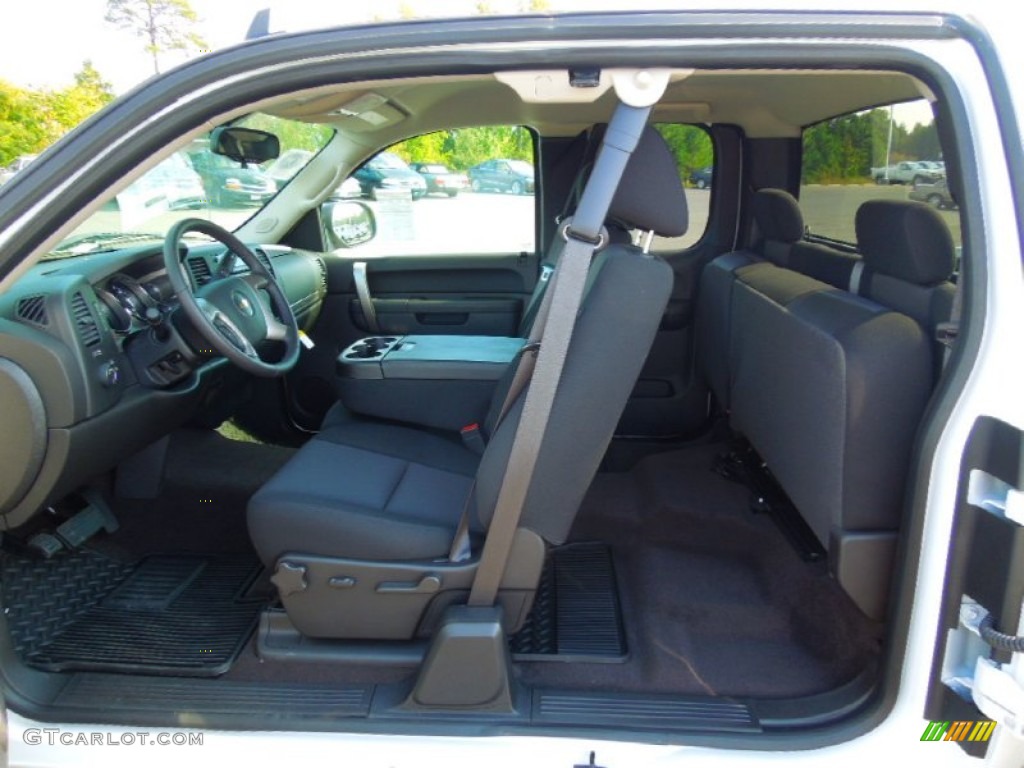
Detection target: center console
<box><xmin>335</xmin><ymin>335</ymin><xmax>524</xmax><ymax>431</ymax></box>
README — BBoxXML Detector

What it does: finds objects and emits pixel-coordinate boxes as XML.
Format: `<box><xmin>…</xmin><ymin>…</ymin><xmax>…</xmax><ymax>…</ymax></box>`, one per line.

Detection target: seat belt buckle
<box><xmin>460</xmin><ymin>423</ymin><xmax>486</xmax><ymax>455</ymax></box>
<box><xmin>936</xmin><ymin>321</ymin><xmax>959</xmax><ymax>349</ymax></box>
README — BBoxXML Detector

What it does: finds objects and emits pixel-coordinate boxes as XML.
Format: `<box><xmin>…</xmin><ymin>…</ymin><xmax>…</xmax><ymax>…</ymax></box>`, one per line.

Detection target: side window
<box><xmin>647</xmin><ymin>124</ymin><xmax>713</xmax><ymax>252</ymax></box>
<box><xmin>800</xmin><ymin>98</ymin><xmax>961</xmax><ymax>254</ymax></box>
<box><xmin>339</xmin><ymin>126</ymin><xmax>537</xmax><ymax>258</ymax></box>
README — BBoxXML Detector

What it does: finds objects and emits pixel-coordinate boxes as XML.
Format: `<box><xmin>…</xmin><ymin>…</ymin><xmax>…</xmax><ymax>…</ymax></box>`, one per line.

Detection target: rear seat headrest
<box><xmin>855</xmin><ymin>200</ymin><xmax>955</xmax><ymax>286</ymax></box>
<box><xmin>605</xmin><ymin>125</ymin><xmax>688</xmax><ymax>238</ymax></box>
<box><xmin>752</xmin><ymin>189</ymin><xmax>804</xmax><ymax>244</ymax></box>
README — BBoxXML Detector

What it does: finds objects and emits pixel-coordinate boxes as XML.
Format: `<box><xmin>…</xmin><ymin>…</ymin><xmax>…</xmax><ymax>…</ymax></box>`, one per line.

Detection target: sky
<box><xmin>0</xmin><ymin>1</ymin><xmax>536</xmax><ymax>94</ymax></box>
<box><xmin>0</xmin><ymin>0</ymin><xmax>935</xmax><ymax>128</ymax></box>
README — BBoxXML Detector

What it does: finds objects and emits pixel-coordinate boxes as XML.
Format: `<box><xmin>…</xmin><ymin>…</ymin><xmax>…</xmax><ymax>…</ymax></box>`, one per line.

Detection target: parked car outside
<box><xmin>352</xmin><ymin>151</ymin><xmax>427</xmax><ymax>200</ymax></box>
<box><xmin>330</xmin><ymin>176</ymin><xmax>363</xmax><ymax>200</ymax></box>
<box><xmin>467</xmin><ymin>158</ymin><xmax>535</xmax><ymax>194</ymax></box>
<box><xmin>870</xmin><ymin>160</ymin><xmax>940</xmax><ymax>185</ymax></box>
<box><xmin>142</xmin><ymin>153</ymin><xmax>207</xmax><ymax>210</ymax></box>
<box><xmin>0</xmin><ymin>154</ymin><xmax>37</xmax><ymax>186</ymax></box>
<box><xmin>409</xmin><ymin>162</ymin><xmax>469</xmax><ymax>197</ymax></box>
<box><xmin>915</xmin><ymin>160</ymin><xmax>946</xmax><ymax>178</ymax></box>
<box><xmin>266</xmin><ymin>149</ymin><xmax>314</xmax><ymax>186</ymax></box>
<box><xmin>909</xmin><ymin>176</ymin><xmax>958</xmax><ymax>210</ymax></box>
<box><xmin>188</xmin><ymin>149</ymin><xmax>277</xmax><ymax>207</ymax></box>
<box><xmin>689</xmin><ymin>165</ymin><xmax>713</xmax><ymax>189</ymax></box>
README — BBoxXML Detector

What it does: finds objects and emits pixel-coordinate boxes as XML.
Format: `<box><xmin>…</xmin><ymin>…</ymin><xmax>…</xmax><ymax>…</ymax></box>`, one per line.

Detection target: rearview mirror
<box><xmin>323</xmin><ymin>201</ymin><xmax>376</xmax><ymax>249</ymax></box>
<box><xmin>210</xmin><ymin>127</ymin><xmax>280</xmax><ymax>164</ymax></box>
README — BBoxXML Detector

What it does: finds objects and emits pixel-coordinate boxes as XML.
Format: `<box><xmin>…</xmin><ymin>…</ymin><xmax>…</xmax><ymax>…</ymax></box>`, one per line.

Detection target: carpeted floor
<box><xmin>516</xmin><ymin>441</ymin><xmax>882</xmax><ymax>699</ymax></box>
<box><xmin>98</xmin><ymin>430</ymin><xmax>878</xmax><ymax>699</ymax></box>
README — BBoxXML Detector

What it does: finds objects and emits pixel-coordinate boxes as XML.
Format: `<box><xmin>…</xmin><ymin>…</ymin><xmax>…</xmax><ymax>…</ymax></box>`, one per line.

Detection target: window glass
<box><xmin>800</xmin><ymin>99</ymin><xmax>961</xmax><ymax>253</ymax></box>
<box><xmin>646</xmin><ymin>124</ymin><xmax>713</xmax><ymax>252</ymax></box>
<box><xmin>339</xmin><ymin>126</ymin><xmax>536</xmax><ymax>258</ymax></box>
<box><xmin>49</xmin><ymin>113</ymin><xmax>333</xmax><ymax>260</ymax></box>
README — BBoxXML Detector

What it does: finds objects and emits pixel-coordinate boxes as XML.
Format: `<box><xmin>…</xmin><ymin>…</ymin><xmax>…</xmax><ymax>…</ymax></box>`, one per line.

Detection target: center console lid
<box><xmin>338</xmin><ymin>335</ymin><xmax>524</xmax><ymax>381</ymax></box>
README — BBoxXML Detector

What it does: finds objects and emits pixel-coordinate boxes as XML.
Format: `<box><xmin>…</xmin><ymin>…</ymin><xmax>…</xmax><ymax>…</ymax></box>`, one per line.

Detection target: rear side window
<box><xmin>648</xmin><ymin>124</ymin><xmax>713</xmax><ymax>251</ymax></box>
<box><xmin>800</xmin><ymin>98</ymin><xmax>962</xmax><ymax>253</ymax></box>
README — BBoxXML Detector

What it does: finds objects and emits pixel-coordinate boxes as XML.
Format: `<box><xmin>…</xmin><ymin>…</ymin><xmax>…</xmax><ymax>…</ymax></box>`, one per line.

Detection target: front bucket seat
<box><xmin>247</xmin><ymin>126</ymin><xmax>686</xmax><ymax>640</ymax></box>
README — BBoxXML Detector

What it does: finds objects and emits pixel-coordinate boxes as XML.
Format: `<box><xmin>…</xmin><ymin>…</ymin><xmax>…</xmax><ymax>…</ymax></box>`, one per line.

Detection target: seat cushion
<box><xmin>248</xmin><ymin>421</ymin><xmax>479</xmax><ymax>565</ymax></box>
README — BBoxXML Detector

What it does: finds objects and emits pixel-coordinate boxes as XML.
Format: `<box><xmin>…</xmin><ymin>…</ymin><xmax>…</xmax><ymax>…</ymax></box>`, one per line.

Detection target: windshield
<box><xmin>47</xmin><ymin>113</ymin><xmax>333</xmax><ymax>260</ymax></box>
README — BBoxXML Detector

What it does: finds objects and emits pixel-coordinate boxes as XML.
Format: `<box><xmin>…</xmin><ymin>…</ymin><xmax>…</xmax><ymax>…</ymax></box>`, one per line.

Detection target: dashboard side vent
<box><xmin>16</xmin><ymin>295</ymin><xmax>49</xmax><ymax>327</ymax></box>
<box><xmin>187</xmin><ymin>256</ymin><xmax>212</xmax><ymax>286</ymax></box>
<box><xmin>254</xmin><ymin>248</ymin><xmax>275</xmax><ymax>276</ymax></box>
<box><xmin>316</xmin><ymin>258</ymin><xmax>328</xmax><ymax>293</ymax></box>
<box><xmin>70</xmin><ymin>292</ymin><xmax>101</xmax><ymax>347</ymax></box>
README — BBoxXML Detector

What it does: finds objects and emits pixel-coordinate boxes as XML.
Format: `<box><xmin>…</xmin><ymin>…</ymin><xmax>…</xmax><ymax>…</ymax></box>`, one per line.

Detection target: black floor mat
<box><xmin>511</xmin><ymin>542</ymin><xmax>626</xmax><ymax>662</ymax></box>
<box><xmin>3</xmin><ymin>551</ymin><xmax>265</xmax><ymax>677</ymax></box>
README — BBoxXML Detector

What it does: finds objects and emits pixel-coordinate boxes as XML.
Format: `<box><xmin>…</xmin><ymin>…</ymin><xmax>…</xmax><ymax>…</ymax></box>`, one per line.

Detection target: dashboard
<box><xmin>0</xmin><ymin>240</ymin><xmax>327</xmax><ymax>528</ymax></box>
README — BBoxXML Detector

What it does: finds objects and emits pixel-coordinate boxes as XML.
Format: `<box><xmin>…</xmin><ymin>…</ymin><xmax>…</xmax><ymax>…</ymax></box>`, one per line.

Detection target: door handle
<box><xmin>352</xmin><ymin>261</ymin><xmax>379</xmax><ymax>332</ymax></box>
<box><xmin>375</xmin><ymin>574</ymin><xmax>441</xmax><ymax>594</ymax></box>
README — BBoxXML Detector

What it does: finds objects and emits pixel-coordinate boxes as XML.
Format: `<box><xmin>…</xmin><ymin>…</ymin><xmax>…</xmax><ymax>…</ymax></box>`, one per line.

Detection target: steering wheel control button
<box><xmin>232</xmin><ymin>291</ymin><xmax>255</xmax><ymax>316</ymax></box>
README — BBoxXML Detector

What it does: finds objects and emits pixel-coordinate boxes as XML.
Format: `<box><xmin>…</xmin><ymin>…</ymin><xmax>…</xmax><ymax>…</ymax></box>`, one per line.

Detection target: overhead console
<box><xmin>336</xmin><ymin>335</ymin><xmax>523</xmax><ymax>432</ymax></box>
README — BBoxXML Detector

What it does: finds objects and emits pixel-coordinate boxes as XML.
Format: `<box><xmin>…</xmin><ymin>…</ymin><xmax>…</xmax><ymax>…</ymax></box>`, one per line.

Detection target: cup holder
<box><xmin>343</xmin><ymin>336</ymin><xmax>399</xmax><ymax>360</ymax></box>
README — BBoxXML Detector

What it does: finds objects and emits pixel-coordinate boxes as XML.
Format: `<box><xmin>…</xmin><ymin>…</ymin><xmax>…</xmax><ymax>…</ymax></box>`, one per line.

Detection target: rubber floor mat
<box><xmin>511</xmin><ymin>542</ymin><xmax>627</xmax><ymax>662</ymax></box>
<box><xmin>3</xmin><ymin>552</ymin><xmax>265</xmax><ymax>677</ymax></box>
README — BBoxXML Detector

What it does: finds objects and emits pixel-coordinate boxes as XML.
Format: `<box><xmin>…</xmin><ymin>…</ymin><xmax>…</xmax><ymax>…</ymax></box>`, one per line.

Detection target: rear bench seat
<box><xmin>697</xmin><ymin>194</ymin><xmax>955</xmax><ymax>619</ymax></box>
<box><xmin>697</xmin><ymin>189</ymin><xmax>858</xmax><ymax>408</ymax></box>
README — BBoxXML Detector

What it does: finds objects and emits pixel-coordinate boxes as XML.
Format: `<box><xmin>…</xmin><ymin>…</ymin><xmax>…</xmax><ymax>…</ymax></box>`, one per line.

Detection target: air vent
<box><xmin>253</xmin><ymin>248</ymin><xmax>275</xmax><ymax>276</ymax></box>
<box><xmin>187</xmin><ymin>256</ymin><xmax>212</xmax><ymax>286</ymax></box>
<box><xmin>70</xmin><ymin>292</ymin><xmax>101</xmax><ymax>347</ymax></box>
<box><xmin>316</xmin><ymin>258</ymin><xmax>328</xmax><ymax>293</ymax></box>
<box><xmin>16</xmin><ymin>295</ymin><xmax>48</xmax><ymax>327</ymax></box>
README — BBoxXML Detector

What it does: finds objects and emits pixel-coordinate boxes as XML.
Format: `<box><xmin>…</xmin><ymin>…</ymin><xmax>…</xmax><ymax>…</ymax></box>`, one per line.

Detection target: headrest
<box><xmin>604</xmin><ymin>125</ymin><xmax>689</xmax><ymax>237</ymax></box>
<box><xmin>855</xmin><ymin>200</ymin><xmax>955</xmax><ymax>285</ymax></box>
<box><xmin>752</xmin><ymin>189</ymin><xmax>804</xmax><ymax>243</ymax></box>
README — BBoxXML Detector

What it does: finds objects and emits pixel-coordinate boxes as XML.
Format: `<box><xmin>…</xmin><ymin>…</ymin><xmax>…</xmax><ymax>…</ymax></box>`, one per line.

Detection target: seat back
<box><xmin>728</xmin><ymin>260</ymin><xmax>932</xmax><ymax>616</ymax></box>
<box><xmin>476</xmin><ymin>126</ymin><xmax>685</xmax><ymax>544</ymax></box>
<box><xmin>854</xmin><ymin>199</ymin><xmax>957</xmax><ymax>379</ymax></box>
<box><xmin>697</xmin><ymin>187</ymin><xmax>857</xmax><ymax>408</ymax></box>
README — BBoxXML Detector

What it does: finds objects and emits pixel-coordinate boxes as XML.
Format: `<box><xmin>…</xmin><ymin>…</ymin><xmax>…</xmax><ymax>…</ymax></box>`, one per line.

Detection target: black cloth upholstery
<box><xmin>249</xmin><ymin>123</ymin><xmax>678</xmax><ymax>569</ymax></box>
<box><xmin>607</xmin><ymin>126</ymin><xmax>688</xmax><ymax>236</ymax></box>
<box><xmin>475</xmin><ymin>247</ymin><xmax>674</xmax><ymax>543</ymax></box>
<box><xmin>248</xmin><ymin>422</ymin><xmax>478</xmax><ymax>564</ymax></box>
<box><xmin>729</xmin><ymin>262</ymin><xmax>932</xmax><ymax>546</ymax></box>
<box><xmin>752</xmin><ymin>188</ymin><xmax>804</xmax><ymax>243</ymax></box>
<box><xmin>855</xmin><ymin>199</ymin><xmax>956</xmax><ymax>285</ymax></box>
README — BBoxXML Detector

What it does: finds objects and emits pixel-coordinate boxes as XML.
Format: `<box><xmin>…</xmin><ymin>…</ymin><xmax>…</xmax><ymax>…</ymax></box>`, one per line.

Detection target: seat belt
<box><xmin>447</xmin><ymin>268</ymin><xmax>556</xmax><ymax>562</ymax></box>
<box><xmin>937</xmin><ymin>263</ymin><xmax>963</xmax><ymax>367</ymax></box>
<box><xmin>466</xmin><ymin>102</ymin><xmax>653</xmax><ymax>607</ymax></box>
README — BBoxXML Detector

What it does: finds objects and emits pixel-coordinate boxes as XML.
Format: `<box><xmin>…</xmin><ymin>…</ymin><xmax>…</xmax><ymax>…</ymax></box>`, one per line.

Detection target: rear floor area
<box><xmin>1</xmin><ymin>429</ymin><xmax>881</xmax><ymax>700</ymax></box>
<box><xmin>522</xmin><ymin>441</ymin><xmax>881</xmax><ymax>698</ymax></box>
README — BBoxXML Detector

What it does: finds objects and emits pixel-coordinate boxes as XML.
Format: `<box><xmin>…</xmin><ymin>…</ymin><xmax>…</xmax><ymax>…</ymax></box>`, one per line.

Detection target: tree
<box><xmin>0</xmin><ymin>81</ymin><xmax>45</xmax><ymax>166</ymax></box>
<box><xmin>655</xmin><ymin>124</ymin><xmax>713</xmax><ymax>181</ymax></box>
<box><xmin>105</xmin><ymin>0</ymin><xmax>208</xmax><ymax>75</ymax></box>
<box><xmin>0</xmin><ymin>62</ymin><xmax>117</xmax><ymax>166</ymax></box>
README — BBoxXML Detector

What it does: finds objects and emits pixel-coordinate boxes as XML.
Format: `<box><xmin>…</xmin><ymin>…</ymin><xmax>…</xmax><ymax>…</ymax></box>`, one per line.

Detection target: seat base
<box><xmin>270</xmin><ymin>529</ymin><xmax>546</xmax><ymax>640</ymax></box>
<box><xmin>400</xmin><ymin>605</ymin><xmax>518</xmax><ymax>713</ymax></box>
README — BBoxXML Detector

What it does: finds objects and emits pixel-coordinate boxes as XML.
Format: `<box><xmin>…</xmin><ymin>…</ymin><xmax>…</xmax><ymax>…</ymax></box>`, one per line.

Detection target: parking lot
<box><xmin>69</xmin><ymin>182</ymin><xmax>960</xmax><ymax>259</ymax></box>
<box><xmin>352</xmin><ymin>184</ymin><xmax>960</xmax><ymax>257</ymax></box>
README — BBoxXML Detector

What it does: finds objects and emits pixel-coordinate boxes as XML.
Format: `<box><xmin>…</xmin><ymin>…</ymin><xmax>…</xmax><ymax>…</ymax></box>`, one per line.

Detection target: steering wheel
<box><xmin>164</xmin><ymin>218</ymin><xmax>300</xmax><ymax>377</ymax></box>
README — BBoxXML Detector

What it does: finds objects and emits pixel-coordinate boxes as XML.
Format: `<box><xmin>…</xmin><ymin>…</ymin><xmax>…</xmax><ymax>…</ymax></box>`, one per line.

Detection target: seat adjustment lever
<box><xmin>376</xmin><ymin>574</ymin><xmax>441</xmax><ymax>594</ymax></box>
